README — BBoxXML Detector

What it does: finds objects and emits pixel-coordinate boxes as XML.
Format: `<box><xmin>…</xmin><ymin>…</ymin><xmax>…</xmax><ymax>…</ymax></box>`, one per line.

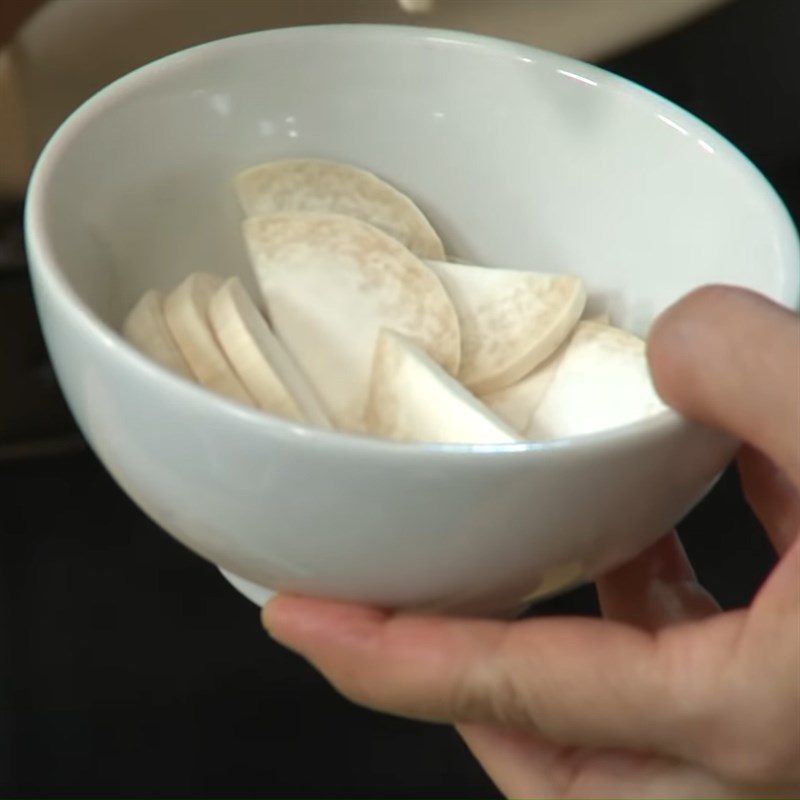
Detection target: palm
<box><xmin>459</xmin><ymin>724</ymin><xmax>740</xmax><ymax>798</ymax></box>
<box><xmin>457</xmin><ymin>590</ymin><xmax>750</xmax><ymax>798</ymax></box>
<box><xmin>460</xmin><ymin>445</ymin><xmax>799</xmax><ymax>799</ymax></box>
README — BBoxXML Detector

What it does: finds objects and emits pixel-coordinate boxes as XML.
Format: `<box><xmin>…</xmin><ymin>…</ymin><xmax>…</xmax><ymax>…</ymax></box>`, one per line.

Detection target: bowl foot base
<box><xmin>218</xmin><ymin>567</ymin><xmax>275</xmax><ymax>606</ymax></box>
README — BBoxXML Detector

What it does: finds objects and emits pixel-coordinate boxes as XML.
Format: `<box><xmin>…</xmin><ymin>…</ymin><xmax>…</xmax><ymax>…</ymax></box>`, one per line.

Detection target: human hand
<box><xmin>262</xmin><ymin>286</ymin><xmax>800</xmax><ymax>799</ymax></box>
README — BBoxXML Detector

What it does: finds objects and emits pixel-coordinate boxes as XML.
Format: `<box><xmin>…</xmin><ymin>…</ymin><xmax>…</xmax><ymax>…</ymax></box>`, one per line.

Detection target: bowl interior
<box><xmin>33</xmin><ymin>25</ymin><xmax>799</xmax><ymax>345</ymax></box>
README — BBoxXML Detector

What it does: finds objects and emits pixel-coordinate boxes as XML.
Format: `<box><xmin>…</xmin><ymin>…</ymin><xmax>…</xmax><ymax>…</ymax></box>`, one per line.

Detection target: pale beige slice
<box><xmin>366</xmin><ymin>329</ymin><xmax>520</xmax><ymax>445</ymax></box>
<box><xmin>528</xmin><ymin>321</ymin><xmax>666</xmax><ymax>440</ymax></box>
<box><xmin>164</xmin><ymin>272</ymin><xmax>255</xmax><ymax>407</ymax></box>
<box><xmin>427</xmin><ymin>259</ymin><xmax>586</xmax><ymax>393</ymax></box>
<box><xmin>122</xmin><ymin>289</ymin><xmax>194</xmax><ymax>379</ymax></box>
<box><xmin>481</xmin><ymin>343</ymin><xmax>565</xmax><ymax>433</ymax></box>
<box><xmin>243</xmin><ymin>212</ymin><xmax>460</xmax><ymax>431</ymax></box>
<box><xmin>208</xmin><ymin>277</ymin><xmax>331</xmax><ymax>427</ymax></box>
<box><xmin>234</xmin><ymin>158</ymin><xmax>445</xmax><ymax>260</ymax></box>
<box><xmin>585</xmin><ymin>311</ymin><xmax>610</xmax><ymax>324</ymax></box>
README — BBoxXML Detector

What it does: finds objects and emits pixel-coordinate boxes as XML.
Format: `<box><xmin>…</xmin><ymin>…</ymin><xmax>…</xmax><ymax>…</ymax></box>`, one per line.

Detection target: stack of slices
<box><xmin>123</xmin><ymin>159</ymin><xmax>665</xmax><ymax>444</ymax></box>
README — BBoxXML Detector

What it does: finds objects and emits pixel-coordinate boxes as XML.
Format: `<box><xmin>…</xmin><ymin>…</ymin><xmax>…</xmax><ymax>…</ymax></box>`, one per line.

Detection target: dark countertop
<box><xmin>1</xmin><ymin>0</ymin><xmax>796</xmax><ymax>795</ymax></box>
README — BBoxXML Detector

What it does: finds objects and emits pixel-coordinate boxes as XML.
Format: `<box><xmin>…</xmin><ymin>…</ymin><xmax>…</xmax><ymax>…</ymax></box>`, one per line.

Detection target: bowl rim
<box><xmin>24</xmin><ymin>23</ymin><xmax>800</xmax><ymax>459</ymax></box>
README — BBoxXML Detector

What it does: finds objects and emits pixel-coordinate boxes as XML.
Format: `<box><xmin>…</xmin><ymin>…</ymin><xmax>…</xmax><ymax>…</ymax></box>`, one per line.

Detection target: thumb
<box><xmin>647</xmin><ymin>285</ymin><xmax>800</xmax><ymax>487</ymax></box>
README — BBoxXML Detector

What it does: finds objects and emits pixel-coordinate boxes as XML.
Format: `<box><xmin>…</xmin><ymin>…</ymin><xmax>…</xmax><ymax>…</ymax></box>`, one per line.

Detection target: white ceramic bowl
<box><xmin>26</xmin><ymin>26</ymin><xmax>799</xmax><ymax>615</ymax></box>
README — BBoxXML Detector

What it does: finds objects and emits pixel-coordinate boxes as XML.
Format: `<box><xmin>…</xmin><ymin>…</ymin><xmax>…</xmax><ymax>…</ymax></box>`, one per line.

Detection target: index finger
<box><xmin>262</xmin><ymin>594</ymin><xmax>739</xmax><ymax>766</ymax></box>
<box><xmin>647</xmin><ymin>285</ymin><xmax>800</xmax><ymax>488</ymax></box>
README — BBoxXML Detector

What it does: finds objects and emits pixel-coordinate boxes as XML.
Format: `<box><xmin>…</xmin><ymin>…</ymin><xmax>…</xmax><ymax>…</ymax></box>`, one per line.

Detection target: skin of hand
<box><xmin>262</xmin><ymin>285</ymin><xmax>800</xmax><ymax>799</ymax></box>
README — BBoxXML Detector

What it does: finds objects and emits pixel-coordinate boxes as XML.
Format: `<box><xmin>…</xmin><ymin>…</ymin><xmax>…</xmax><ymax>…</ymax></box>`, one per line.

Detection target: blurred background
<box><xmin>0</xmin><ymin>0</ymin><xmax>797</xmax><ymax>795</ymax></box>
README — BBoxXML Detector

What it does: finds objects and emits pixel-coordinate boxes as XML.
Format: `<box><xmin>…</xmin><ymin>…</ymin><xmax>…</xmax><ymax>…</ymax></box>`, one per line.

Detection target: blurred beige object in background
<box><xmin>1</xmin><ymin>0</ymin><xmax>727</xmax><ymax>197</ymax></box>
<box><xmin>397</xmin><ymin>0</ymin><xmax>436</xmax><ymax>12</ymax></box>
<box><xmin>0</xmin><ymin>49</ymin><xmax>29</xmax><ymax>195</ymax></box>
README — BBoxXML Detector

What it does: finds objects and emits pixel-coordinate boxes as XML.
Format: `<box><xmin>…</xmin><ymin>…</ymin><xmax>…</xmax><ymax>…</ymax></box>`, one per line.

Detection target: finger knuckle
<box><xmin>449</xmin><ymin>658</ymin><xmax>537</xmax><ymax>730</ymax></box>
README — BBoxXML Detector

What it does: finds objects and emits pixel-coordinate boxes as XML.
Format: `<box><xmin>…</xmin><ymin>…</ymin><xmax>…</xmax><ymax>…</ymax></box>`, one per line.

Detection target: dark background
<box><xmin>1</xmin><ymin>0</ymin><xmax>797</xmax><ymax>795</ymax></box>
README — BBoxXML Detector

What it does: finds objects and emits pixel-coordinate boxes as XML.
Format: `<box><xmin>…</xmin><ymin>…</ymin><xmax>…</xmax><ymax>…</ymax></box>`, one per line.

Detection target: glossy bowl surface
<box><xmin>26</xmin><ymin>26</ymin><xmax>799</xmax><ymax>614</ymax></box>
